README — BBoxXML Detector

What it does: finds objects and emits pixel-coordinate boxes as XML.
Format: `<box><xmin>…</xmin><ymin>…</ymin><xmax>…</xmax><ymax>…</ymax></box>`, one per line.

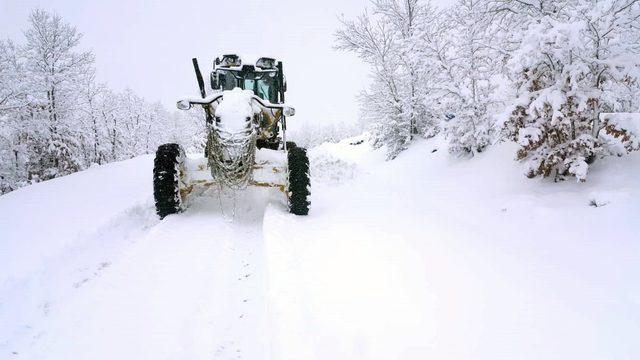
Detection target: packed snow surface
<box><xmin>1</xmin><ymin>136</ymin><xmax>639</xmax><ymax>359</ymax></box>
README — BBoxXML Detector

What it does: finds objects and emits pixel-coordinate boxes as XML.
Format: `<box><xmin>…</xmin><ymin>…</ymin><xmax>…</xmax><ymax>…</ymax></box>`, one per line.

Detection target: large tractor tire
<box><xmin>287</xmin><ymin>146</ymin><xmax>310</xmax><ymax>215</ymax></box>
<box><xmin>153</xmin><ymin>143</ymin><xmax>186</xmax><ymax>219</ymax></box>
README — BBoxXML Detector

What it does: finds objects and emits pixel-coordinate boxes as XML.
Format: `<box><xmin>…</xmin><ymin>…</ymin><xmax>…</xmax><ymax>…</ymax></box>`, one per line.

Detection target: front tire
<box><xmin>153</xmin><ymin>143</ymin><xmax>186</xmax><ymax>219</ymax></box>
<box><xmin>287</xmin><ymin>146</ymin><xmax>310</xmax><ymax>215</ymax></box>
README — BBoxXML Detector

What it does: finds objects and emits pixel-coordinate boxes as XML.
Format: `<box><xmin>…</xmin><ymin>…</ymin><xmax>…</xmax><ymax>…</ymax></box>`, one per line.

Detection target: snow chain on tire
<box><xmin>153</xmin><ymin>143</ymin><xmax>186</xmax><ymax>219</ymax></box>
<box><xmin>287</xmin><ymin>145</ymin><xmax>310</xmax><ymax>215</ymax></box>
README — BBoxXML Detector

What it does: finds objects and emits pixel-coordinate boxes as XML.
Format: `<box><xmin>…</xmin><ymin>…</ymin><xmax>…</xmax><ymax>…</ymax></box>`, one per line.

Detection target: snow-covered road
<box><xmin>0</xmin><ymin>156</ymin><xmax>277</xmax><ymax>359</ymax></box>
<box><xmin>22</xmin><ymin>202</ymin><xmax>271</xmax><ymax>359</ymax></box>
<box><xmin>2</xmin><ymin>138</ymin><xmax>640</xmax><ymax>359</ymax></box>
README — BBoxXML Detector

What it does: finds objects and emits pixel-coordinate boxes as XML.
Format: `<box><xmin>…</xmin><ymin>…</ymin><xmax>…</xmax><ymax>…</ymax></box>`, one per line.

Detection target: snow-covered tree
<box><xmin>77</xmin><ymin>69</ymin><xmax>110</xmax><ymax>165</ymax></box>
<box><xmin>288</xmin><ymin>122</ymin><xmax>360</xmax><ymax>148</ymax></box>
<box><xmin>0</xmin><ymin>40</ymin><xmax>26</xmax><ymax>192</ymax></box>
<box><xmin>22</xmin><ymin>9</ymin><xmax>95</xmax><ymax>179</ymax></box>
<box><xmin>335</xmin><ymin>0</ymin><xmax>439</xmax><ymax>159</ymax></box>
<box><xmin>0</xmin><ymin>9</ymin><xmax>200</xmax><ymax>194</ymax></box>
<box><xmin>336</xmin><ymin>0</ymin><xmax>505</xmax><ymax>159</ymax></box>
<box><xmin>502</xmin><ymin>0</ymin><xmax>640</xmax><ymax>181</ymax></box>
<box><xmin>96</xmin><ymin>88</ymin><xmax>177</xmax><ymax>162</ymax></box>
<box><xmin>0</xmin><ymin>40</ymin><xmax>25</xmax><ymax>113</ymax></box>
<box><xmin>166</xmin><ymin>109</ymin><xmax>207</xmax><ymax>153</ymax></box>
<box><xmin>441</xmin><ymin>0</ymin><xmax>499</xmax><ymax>156</ymax></box>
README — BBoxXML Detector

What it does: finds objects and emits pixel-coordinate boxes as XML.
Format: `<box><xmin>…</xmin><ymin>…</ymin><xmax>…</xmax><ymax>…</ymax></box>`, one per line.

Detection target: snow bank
<box><xmin>0</xmin><ymin>156</ymin><xmax>156</xmax><ymax>287</ymax></box>
<box><xmin>307</xmin><ymin>135</ymin><xmax>379</xmax><ymax>185</ymax></box>
<box><xmin>264</xmin><ymin>136</ymin><xmax>640</xmax><ymax>360</ymax></box>
<box><xmin>0</xmin><ymin>156</ymin><xmax>159</xmax><ymax>354</ymax></box>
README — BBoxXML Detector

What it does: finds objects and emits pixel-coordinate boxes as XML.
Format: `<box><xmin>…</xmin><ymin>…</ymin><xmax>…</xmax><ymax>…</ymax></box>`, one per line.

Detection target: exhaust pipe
<box><xmin>192</xmin><ymin>58</ymin><xmax>206</xmax><ymax>99</ymax></box>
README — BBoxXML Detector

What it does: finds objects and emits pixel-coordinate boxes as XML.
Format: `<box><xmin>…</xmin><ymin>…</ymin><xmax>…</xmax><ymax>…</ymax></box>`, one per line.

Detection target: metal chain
<box><xmin>207</xmin><ymin>122</ymin><xmax>257</xmax><ymax>190</ymax></box>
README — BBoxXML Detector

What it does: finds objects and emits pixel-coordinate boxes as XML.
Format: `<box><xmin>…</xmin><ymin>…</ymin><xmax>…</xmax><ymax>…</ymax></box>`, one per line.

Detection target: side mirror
<box><xmin>177</xmin><ymin>99</ymin><xmax>192</xmax><ymax>111</ymax></box>
<box><xmin>283</xmin><ymin>106</ymin><xmax>295</xmax><ymax>117</ymax></box>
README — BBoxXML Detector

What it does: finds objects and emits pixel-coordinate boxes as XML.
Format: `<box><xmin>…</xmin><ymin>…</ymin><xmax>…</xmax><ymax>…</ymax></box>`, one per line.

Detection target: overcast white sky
<box><xmin>1</xmin><ymin>0</ymin><xmax>447</xmax><ymax>128</ymax></box>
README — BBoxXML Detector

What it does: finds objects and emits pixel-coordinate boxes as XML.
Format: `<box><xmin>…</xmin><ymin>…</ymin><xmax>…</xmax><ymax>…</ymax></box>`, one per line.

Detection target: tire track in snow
<box><xmin>9</xmin><ymin>189</ymin><xmax>276</xmax><ymax>360</ymax></box>
<box><xmin>180</xmin><ymin>191</ymin><xmax>274</xmax><ymax>360</ymax></box>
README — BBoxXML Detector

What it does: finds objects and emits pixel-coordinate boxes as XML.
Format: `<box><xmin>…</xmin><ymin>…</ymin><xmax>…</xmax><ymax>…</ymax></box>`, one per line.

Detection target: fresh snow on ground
<box><xmin>268</xmin><ymin>137</ymin><xmax>640</xmax><ymax>359</ymax></box>
<box><xmin>1</xmin><ymin>136</ymin><xmax>639</xmax><ymax>359</ymax></box>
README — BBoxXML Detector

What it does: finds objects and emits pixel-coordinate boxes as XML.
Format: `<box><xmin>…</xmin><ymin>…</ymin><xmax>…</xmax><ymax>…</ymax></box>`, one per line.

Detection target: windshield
<box><xmin>217</xmin><ymin>70</ymin><xmax>278</xmax><ymax>103</ymax></box>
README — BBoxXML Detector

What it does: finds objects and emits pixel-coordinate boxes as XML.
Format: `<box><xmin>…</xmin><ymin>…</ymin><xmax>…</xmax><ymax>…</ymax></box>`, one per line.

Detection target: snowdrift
<box><xmin>266</xmin><ymin>137</ymin><xmax>640</xmax><ymax>359</ymax></box>
<box><xmin>1</xmin><ymin>137</ymin><xmax>639</xmax><ymax>359</ymax></box>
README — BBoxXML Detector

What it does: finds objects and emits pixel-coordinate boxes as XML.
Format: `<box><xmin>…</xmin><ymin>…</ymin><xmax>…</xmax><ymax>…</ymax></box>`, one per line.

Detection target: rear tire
<box><xmin>287</xmin><ymin>146</ymin><xmax>310</xmax><ymax>215</ymax></box>
<box><xmin>153</xmin><ymin>143</ymin><xmax>186</xmax><ymax>219</ymax></box>
<box><xmin>285</xmin><ymin>141</ymin><xmax>297</xmax><ymax>150</ymax></box>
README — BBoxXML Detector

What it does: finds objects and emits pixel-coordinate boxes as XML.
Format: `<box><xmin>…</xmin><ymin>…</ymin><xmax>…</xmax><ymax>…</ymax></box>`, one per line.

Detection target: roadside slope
<box><xmin>264</xmin><ymin>137</ymin><xmax>640</xmax><ymax>360</ymax></box>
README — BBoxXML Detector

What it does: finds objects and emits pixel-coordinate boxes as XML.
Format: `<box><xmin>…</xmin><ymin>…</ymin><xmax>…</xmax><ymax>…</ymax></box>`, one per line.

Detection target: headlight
<box><xmin>256</xmin><ymin>57</ymin><xmax>276</xmax><ymax>69</ymax></box>
<box><xmin>221</xmin><ymin>54</ymin><xmax>241</xmax><ymax>67</ymax></box>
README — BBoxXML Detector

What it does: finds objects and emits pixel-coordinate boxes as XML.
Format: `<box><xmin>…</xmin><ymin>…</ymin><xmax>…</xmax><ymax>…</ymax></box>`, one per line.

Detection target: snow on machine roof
<box><xmin>216</xmin><ymin>54</ymin><xmax>280</xmax><ymax>71</ymax></box>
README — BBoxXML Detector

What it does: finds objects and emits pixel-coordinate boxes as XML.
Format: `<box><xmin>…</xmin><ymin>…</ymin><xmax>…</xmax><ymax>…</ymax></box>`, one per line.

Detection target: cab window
<box><xmin>256</xmin><ymin>77</ymin><xmax>277</xmax><ymax>103</ymax></box>
<box><xmin>243</xmin><ymin>79</ymin><xmax>255</xmax><ymax>92</ymax></box>
<box><xmin>219</xmin><ymin>71</ymin><xmax>238</xmax><ymax>91</ymax></box>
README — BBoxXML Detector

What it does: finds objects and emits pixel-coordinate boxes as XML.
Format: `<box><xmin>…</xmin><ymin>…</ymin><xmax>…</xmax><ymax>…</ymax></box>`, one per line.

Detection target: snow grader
<box><xmin>152</xmin><ymin>54</ymin><xmax>310</xmax><ymax>219</ymax></box>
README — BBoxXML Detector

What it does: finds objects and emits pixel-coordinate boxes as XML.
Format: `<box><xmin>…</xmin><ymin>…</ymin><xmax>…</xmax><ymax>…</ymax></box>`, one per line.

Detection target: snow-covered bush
<box><xmin>599</xmin><ymin>113</ymin><xmax>640</xmax><ymax>156</ymax></box>
<box><xmin>501</xmin><ymin>1</ymin><xmax>640</xmax><ymax>181</ymax></box>
<box><xmin>444</xmin><ymin>107</ymin><xmax>494</xmax><ymax>156</ymax></box>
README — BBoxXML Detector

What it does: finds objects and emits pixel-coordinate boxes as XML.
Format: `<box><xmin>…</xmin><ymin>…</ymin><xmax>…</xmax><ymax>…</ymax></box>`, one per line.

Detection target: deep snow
<box><xmin>1</xmin><ymin>137</ymin><xmax>639</xmax><ymax>359</ymax></box>
<box><xmin>267</xmin><ymin>138</ymin><xmax>640</xmax><ymax>359</ymax></box>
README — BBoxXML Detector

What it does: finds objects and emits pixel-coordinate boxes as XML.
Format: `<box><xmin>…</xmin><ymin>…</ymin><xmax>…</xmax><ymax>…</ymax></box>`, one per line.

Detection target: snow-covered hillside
<box><xmin>1</xmin><ymin>137</ymin><xmax>639</xmax><ymax>359</ymax></box>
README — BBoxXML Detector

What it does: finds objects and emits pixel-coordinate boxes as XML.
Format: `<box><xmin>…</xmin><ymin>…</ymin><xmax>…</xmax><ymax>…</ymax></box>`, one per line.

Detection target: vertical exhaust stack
<box><xmin>192</xmin><ymin>58</ymin><xmax>213</xmax><ymax>123</ymax></box>
<box><xmin>277</xmin><ymin>61</ymin><xmax>285</xmax><ymax>103</ymax></box>
<box><xmin>192</xmin><ymin>58</ymin><xmax>207</xmax><ymax>99</ymax></box>
<box><xmin>277</xmin><ymin>61</ymin><xmax>287</xmax><ymax>149</ymax></box>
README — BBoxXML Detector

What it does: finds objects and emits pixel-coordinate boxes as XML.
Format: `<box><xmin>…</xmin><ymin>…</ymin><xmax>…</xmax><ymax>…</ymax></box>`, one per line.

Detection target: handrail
<box><xmin>177</xmin><ymin>93</ymin><xmax>295</xmax><ymax>116</ymax></box>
